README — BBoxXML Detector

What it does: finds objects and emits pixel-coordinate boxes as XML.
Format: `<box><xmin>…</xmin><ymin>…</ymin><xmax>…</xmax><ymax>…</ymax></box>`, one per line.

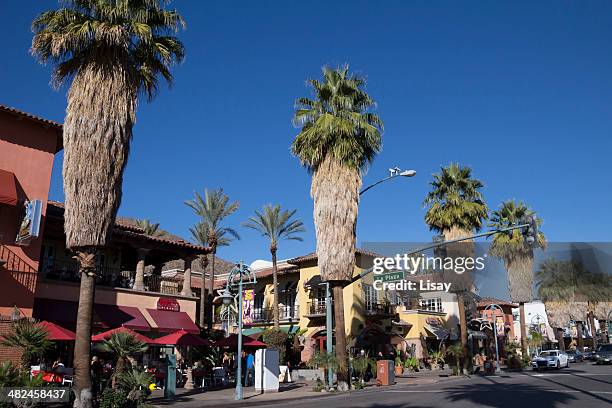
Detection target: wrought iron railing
<box><xmin>40</xmin><ymin>258</ymin><xmax>183</xmax><ymax>295</ymax></box>
<box><xmin>0</xmin><ymin>245</ymin><xmax>37</xmax><ymax>292</ymax></box>
<box><xmin>365</xmin><ymin>302</ymin><xmax>395</xmax><ymax>316</ymax></box>
<box><xmin>252</xmin><ymin>305</ymin><xmax>299</xmax><ymax>323</ymax></box>
<box><xmin>305</xmin><ymin>300</ymin><xmax>329</xmax><ymax>316</ymax></box>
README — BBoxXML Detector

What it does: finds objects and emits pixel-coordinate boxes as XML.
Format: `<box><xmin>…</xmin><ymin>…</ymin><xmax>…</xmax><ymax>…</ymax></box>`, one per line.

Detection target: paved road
<box><xmin>255</xmin><ymin>363</ymin><xmax>612</xmax><ymax>408</ymax></box>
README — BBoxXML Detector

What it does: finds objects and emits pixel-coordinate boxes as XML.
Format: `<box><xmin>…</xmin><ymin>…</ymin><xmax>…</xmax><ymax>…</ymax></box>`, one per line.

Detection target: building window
<box><xmin>419</xmin><ymin>298</ymin><xmax>443</xmax><ymax>312</ymax></box>
<box><xmin>363</xmin><ymin>284</ymin><xmax>377</xmax><ymax>311</ymax></box>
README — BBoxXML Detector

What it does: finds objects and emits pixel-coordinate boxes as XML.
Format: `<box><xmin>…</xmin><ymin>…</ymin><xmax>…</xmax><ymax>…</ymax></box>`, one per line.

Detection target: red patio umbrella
<box><xmin>214</xmin><ymin>334</ymin><xmax>266</xmax><ymax>348</ymax></box>
<box><xmin>154</xmin><ymin>330</ymin><xmax>212</xmax><ymax>347</ymax></box>
<box><xmin>91</xmin><ymin>327</ymin><xmax>156</xmax><ymax>344</ymax></box>
<box><xmin>38</xmin><ymin>321</ymin><xmax>75</xmax><ymax>341</ymax></box>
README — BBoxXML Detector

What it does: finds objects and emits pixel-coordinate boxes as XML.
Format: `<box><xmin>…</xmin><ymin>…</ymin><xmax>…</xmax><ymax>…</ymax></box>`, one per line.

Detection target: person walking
<box><xmin>245</xmin><ymin>351</ymin><xmax>255</xmax><ymax>387</ymax></box>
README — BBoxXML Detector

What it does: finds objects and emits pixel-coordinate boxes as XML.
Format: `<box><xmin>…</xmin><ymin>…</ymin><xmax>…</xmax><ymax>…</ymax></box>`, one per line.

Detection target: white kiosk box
<box><xmin>255</xmin><ymin>349</ymin><xmax>280</xmax><ymax>392</ymax></box>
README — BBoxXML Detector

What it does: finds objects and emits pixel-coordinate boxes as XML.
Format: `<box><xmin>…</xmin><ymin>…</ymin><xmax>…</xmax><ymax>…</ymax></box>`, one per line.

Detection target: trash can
<box><xmin>376</xmin><ymin>360</ymin><xmax>395</xmax><ymax>386</ymax></box>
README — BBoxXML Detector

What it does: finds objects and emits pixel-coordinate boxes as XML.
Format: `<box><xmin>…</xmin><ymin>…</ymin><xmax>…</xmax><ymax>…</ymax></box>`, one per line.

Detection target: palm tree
<box><xmin>31</xmin><ymin>2</ymin><xmax>184</xmax><ymax>405</ymax></box>
<box><xmin>135</xmin><ymin>219</ymin><xmax>167</xmax><ymax>237</ymax></box>
<box><xmin>98</xmin><ymin>332</ymin><xmax>148</xmax><ymax>389</ymax></box>
<box><xmin>536</xmin><ymin>258</ymin><xmax>611</xmax><ymax>351</ymax></box>
<box><xmin>423</xmin><ymin>162</ymin><xmax>488</xmax><ymax>373</ymax></box>
<box><xmin>292</xmin><ymin>65</ymin><xmax>383</xmax><ymax>390</ymax></box>
<box><xmin>489</xmin><ymin>200</ymin><xmax>546</xmax><ymax>357</ymax></box>
<box><xmin>186</xmin><ymin>189</ymin><xmax>240</xmax><ymax>326</ymax></box>
<box><xmin>243</xmin><ymin>205</ymin><xmax>305</xmax><ymax>329</ymax></box>
<box><xmin>0</xmin><ymin>320</ymin><xmax>51</xmax><ymax>371</ymax></box>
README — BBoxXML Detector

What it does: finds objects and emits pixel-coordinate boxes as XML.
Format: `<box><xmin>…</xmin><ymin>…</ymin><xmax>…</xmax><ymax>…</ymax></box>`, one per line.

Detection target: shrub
<box><xmin>262</xmin><ymin>329</ymin><xmax>289</xmax><ymax>363</ymax></box>
<box><xmin>100</xmin><ymin>389</ymin><xmax>131</xmax><ymax>408</ymax></box>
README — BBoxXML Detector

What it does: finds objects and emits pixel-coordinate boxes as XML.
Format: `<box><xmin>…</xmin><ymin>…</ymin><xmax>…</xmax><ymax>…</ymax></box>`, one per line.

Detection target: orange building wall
<box><xmin>0</xmin><ymin>110</ymin><xmax>60</xmax><ymax>317</ymax></box>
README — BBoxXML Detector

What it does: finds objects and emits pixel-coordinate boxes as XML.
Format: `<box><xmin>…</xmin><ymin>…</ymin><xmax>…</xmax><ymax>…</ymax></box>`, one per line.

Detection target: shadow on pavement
<box><xmin>444</xmin><ymin>380</ymin><xmax>577</xmax><ymax>408</ymax></box>
<box><xmin>522</xmin><ymin>372</ymin><xmax>612</xmax><ymax>405</ymax></box>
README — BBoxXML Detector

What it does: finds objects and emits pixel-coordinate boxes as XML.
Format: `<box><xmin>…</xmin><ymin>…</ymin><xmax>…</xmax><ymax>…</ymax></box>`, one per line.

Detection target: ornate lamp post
<box><xmin>482</xmin><ymin>303</ymin><xmax>503</xmax><ymax>373</ymax></box>
<box><xmin>530</xmin><ymin>314</ymin><xmax>545</xmax><ymax>355</ymax></box>
<box><xmin>216</xmin><ymin>261</ymin><xmax>256</xmax><ymax>401</ymax></box>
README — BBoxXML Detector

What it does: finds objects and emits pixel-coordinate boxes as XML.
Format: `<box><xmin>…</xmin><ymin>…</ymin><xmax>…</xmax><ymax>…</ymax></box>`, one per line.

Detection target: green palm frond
<box><xmin>423</xmin><ymin>163</ymin><xmax>488</xmax><ymax>233</ymax></box>
<box><xmin>189</xmin><ymin>221</ymin><xmax>239</xmax><ymax>247</ymax></box>
<box><xmin>98</xmin><ymin>332</ymin><xmax>148</xmax><ymax>358</ymax></box>
<box><xmin>185</xmin><ymin>188</ymin><xmax>240</xmax><ymax>249</ymax></box>
<box><xmin>0</xmin><ymin>320</ymin><xmax>51</xmax><ymax>369</ymax></box>
<box><xmin>31</xmin><ymin>0</ymin><xmax>185</xmax><ymax>100</ymax></box>
<box><xmin>242</xmin><ymin>204</ymin><xmax>305</xmax><ymax>249</ymax></box>
<box><xmin>135</xmin><ymin>218</ymin><xmax>167</xmax><ymax>237</ymax></box>
<box><xmin>488</xmin><ymin>200</ymin><xmax>546</xmax><ymax>261</ymax></box>
<box><xmin>291</xmin><ymin>65</ymin><xmax>383</xmax><ymax>172</ymax></box>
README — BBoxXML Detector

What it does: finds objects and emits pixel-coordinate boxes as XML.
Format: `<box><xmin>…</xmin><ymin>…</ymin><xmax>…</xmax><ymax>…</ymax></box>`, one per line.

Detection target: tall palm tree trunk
<box><xmin>519</xmin><ymin>303</ymin><xmax>528</xmax><ymax>357</ymax></box>
<box><xmin>576</xmin><ymin>321</ymin><xmax>584</xmax><ymax>351</ymax></box>
<box><xmin>332</xmin><ymin>285</ymin><xmax>347</xmax><ymax>387</ymax></box>
<box><xmin>311</xmin><ymin>155</ymin><xmax>360</xmax><ymax>391</ymax></box>
<box><xmin>208</xmin><ymin>251</ymin><xmax>216</xmax><ymax>328</ymax></box>
<box><xmin>456</xmin><ymin>293</ymin><xmax>469</xmax><ymax>371</ymax></box>
<box><xmin>555</xmin><ymin>328</ymin><xmax>566</xmax><ymax>351</ymax></box>
<box><xmin>588</xmin><ymin>311</ymin><xmax>597</xmax><ymax>349</ymax></box>
<box><xmin>199</xmin><ymin>255</ymin><xmax>208</xmax><ymax>327</ymax></box>
<box><xmin>271</xmin><ymin>246</ymin><xmax>280</xmax><ymax>330</ymax></box>
<box><xmin>73</xmin><ymin>249</ymin><xmax>97</xmax><ymax>408</ymax></box>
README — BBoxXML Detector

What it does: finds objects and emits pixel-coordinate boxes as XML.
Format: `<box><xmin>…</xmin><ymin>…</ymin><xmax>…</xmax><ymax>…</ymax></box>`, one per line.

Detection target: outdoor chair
<box><xmin>62</xmin><ymin>368</ymin><xmax>74</xmax><ymax>386</ymax></box>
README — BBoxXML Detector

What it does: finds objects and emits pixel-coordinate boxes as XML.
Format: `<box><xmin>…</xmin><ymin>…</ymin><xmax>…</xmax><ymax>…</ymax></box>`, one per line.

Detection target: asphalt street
<box><xmin>256</xmin><ymin>363</ymin><xmax>612</xmax><ymax>408</ymax></box>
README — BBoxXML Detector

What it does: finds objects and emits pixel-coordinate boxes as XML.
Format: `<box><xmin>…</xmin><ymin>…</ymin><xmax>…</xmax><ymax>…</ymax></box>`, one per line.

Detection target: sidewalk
<box><xmin>149</xmin><ymin>370</ymin><xmax>461</xmax><ymax>408</ymax></box>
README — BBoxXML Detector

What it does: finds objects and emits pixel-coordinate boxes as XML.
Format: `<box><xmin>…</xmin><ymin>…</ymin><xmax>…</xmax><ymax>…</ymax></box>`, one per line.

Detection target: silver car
<box><xmin>531</xmin><ymin>350</ymin><xmax>569</xmax><ymax>370</ymax></box>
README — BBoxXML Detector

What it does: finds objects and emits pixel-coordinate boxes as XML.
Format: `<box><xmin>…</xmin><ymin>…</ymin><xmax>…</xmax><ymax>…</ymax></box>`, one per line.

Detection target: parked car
<box><xmin>532</xmin><ymin>350</ymin><xmax>569</xmax><ymax>370</ymax></box>
<box><xmin>583</xmin><ymin>350</ymin><xmax>597</xmax><ymax>361</ymax></box>
<box><xmin>594</xmin><ymin>344</ymin><xmax>612</xmax><ymax>365</ymax></box>
<box><xmin>566</xmin><ymin>350</ymin><xmax>584</xmax><ymax>363</ymax></box>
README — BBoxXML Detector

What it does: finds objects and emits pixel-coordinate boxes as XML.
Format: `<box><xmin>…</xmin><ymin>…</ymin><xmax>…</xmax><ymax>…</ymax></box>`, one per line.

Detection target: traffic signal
<box><xmin>520</xmin><ymin>213</ymin><xmax>538</xmax><ymax>247</ymax></box>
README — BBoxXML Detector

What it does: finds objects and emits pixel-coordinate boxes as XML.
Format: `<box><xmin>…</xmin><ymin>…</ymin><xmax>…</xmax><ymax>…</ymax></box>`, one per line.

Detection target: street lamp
<box><xmin>359</xmin><ymin>167</ymin><xmax>416</xmax><ymax>195</ymax></box>
<box><xmin>215</xmin><ymin>261</ymin><xmax>256</xmax><ymax>401</ymax></box>
<box><xmin>482</xmin><ymin>304</ymin><xmax>502</xmax><ymax>373</ymax></box>
<box><xmin>323</xmin><ymin>166</ymin><xmax>416</xmax><ymax>388</ymax></box>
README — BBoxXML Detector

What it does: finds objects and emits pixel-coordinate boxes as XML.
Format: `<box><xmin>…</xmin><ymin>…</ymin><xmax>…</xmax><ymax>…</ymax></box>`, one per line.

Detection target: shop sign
<box><xmin>157</xmin><ymin>297</ymin><xmax>180</xmax><ymax>312</ymax></box>
<box><xmin>15</xmin><ymin>199</ymin><xmax>42</xmax><ymax>246</ymax></box>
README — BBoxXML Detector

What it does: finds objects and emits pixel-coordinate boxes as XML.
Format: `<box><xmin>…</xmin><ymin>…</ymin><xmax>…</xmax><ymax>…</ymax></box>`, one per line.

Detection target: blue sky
<box><xmin>2</xmin><ymin>1</ymin><xmax>612</xmax><ymax>266</ymax></box>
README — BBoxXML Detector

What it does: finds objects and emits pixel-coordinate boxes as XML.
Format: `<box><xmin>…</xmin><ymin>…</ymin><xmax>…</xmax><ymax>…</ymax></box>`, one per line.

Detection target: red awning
<box><xmin>38</xmin><ymin>321</ymin><xmax>75</xmax><ymax>341</ymax></box>
<box><xmin>92</xmin><ymin>327</ymin><xmax>156</xmax><ymax>344</ymax></box>
<box><xmin>33</xmin><ymin>299</ymin><xmax>151</xmax><ymax>332</ymax></box>
<box><xmin>154</xmin><ymin>329</ymin><xmax>212</xmax><ymax>347</ymax></box>
<box><xmin>0</xmin><ymin>169</ymin><xmax>18</xmax><ymax>206</ymax></box>
<box><xmin>146</xmin><ymin>309</ymin><xmax>199</xmax><ymax>334</ymax></box>
<box><xmin>214</xmin><ymin>334</ymin><xmax>266</xmax><ymax>348</ymax></box>
<box><xmin>95</xmin><ymin>305</ymin><xmax>151</xmax><ymax>331</ymax></box>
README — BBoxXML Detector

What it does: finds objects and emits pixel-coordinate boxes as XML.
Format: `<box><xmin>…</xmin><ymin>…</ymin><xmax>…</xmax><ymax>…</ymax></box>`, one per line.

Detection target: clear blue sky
<box><xmin>2</xmin><ymin>1</ymin><xmax>611</xmax><ymax>265</ymax></box>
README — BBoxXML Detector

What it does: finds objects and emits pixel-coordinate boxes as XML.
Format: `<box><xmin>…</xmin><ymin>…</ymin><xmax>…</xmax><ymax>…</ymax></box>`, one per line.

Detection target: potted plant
<box><xmin>394</xmin><ymin>356</ymin><xmax>404</xmax><ymax>376</ymax></box>
<box><xmin>404</xmin><ymin>356</ymin><xmax>419</xmax><ymax>372</ymax></box>
<box><xmin>429</xmin><ymin>350</ymin><xmax>446</xmax><ymax>370</ymax></box>
<box><xmin>445</xmin><ymin>343</ymin><xmax>464</xmax><ymax>375</ymax></box>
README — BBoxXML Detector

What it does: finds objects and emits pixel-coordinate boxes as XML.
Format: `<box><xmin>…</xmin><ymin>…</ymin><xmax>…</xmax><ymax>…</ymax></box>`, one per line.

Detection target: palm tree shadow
<box><xmin>443</xmin><ymin>382</ymin><xmax>577</xmax><ymax>408</ymax></box>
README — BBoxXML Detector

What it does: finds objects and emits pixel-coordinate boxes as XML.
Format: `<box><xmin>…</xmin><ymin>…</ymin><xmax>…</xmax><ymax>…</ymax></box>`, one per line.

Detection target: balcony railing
<box><xmin>252</xmin><ymin>305</ymin><xmax>299</xmax><ymax>323</ymax></box>
<box><xmin>1</xmin><ymin>245</ymin><xmax>37</xmax><ymax>292</ymax></box>
<box><xmin>40</xmin><ymin>258</ymin><xmax>183</xmax><ymax>295</ymax></box>
<box><xmin>304</xmin><ymin>300</ymin><xmax>329</xmax><ymax>317</ymax></box>
<box><xmin>365</xmin><ymin>302</ymin><xmax>395</xmax><ymax>316</ymax></box>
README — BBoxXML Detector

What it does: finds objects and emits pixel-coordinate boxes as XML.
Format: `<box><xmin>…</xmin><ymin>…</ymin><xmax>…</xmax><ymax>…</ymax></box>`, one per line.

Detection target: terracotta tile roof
<box><xmin>252</xmin><ymin>262</ymin><xmax>299</xmax><ymax>279</ymax></box>
<box><xmin>0</xmin><ymin>104</ymin><xmax>63</xmax><ymax>152</ymax></box>
<box><xmin>287</xmin><ymin>248</ymin><xmax>382</xmax><ymax>265</ymax></box>
<box><xmin>46</xmin><ymin>200</ymin><xmax>210</xmax><ymax>253</ymax></box>
<box><xmin>477</xmin><ymin>297</ymin><xmax>518</xmax><ymax>308</ymax></box>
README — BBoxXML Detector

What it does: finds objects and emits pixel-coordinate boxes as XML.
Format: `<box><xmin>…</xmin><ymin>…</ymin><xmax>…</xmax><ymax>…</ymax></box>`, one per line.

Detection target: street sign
<box><xmin>374</xmin><ymin>271</ymin><xmax>405</xmax><ymax>283</ymax></box>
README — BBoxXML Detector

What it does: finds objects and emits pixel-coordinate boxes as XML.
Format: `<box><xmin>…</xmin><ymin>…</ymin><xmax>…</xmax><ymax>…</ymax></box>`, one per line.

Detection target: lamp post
<box><xmin>216</xmin><ymin>261</ymin><xmax>256</xmax><ymax>401</ymax></box>
<box><xmin>323</xmin><ymin>166</ymin><xmax>416</xmax><ymax>389</ymax></box>
<box><xmin>483</xmin><ymin>304</ymin><xmax>502</xmax><ymax>373</ymax></box>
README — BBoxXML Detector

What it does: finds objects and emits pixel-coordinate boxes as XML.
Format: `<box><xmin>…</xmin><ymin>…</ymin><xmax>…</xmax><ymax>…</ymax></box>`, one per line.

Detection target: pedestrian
<box><xmin>245</xmin><ymin>351</ymin><xmax>255</xmax><ymax>387</ymax></box>
<box><xmin>91</xmin><ymin>356</ymin><xmax>102</xmax><ymax>398</ymax></box>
